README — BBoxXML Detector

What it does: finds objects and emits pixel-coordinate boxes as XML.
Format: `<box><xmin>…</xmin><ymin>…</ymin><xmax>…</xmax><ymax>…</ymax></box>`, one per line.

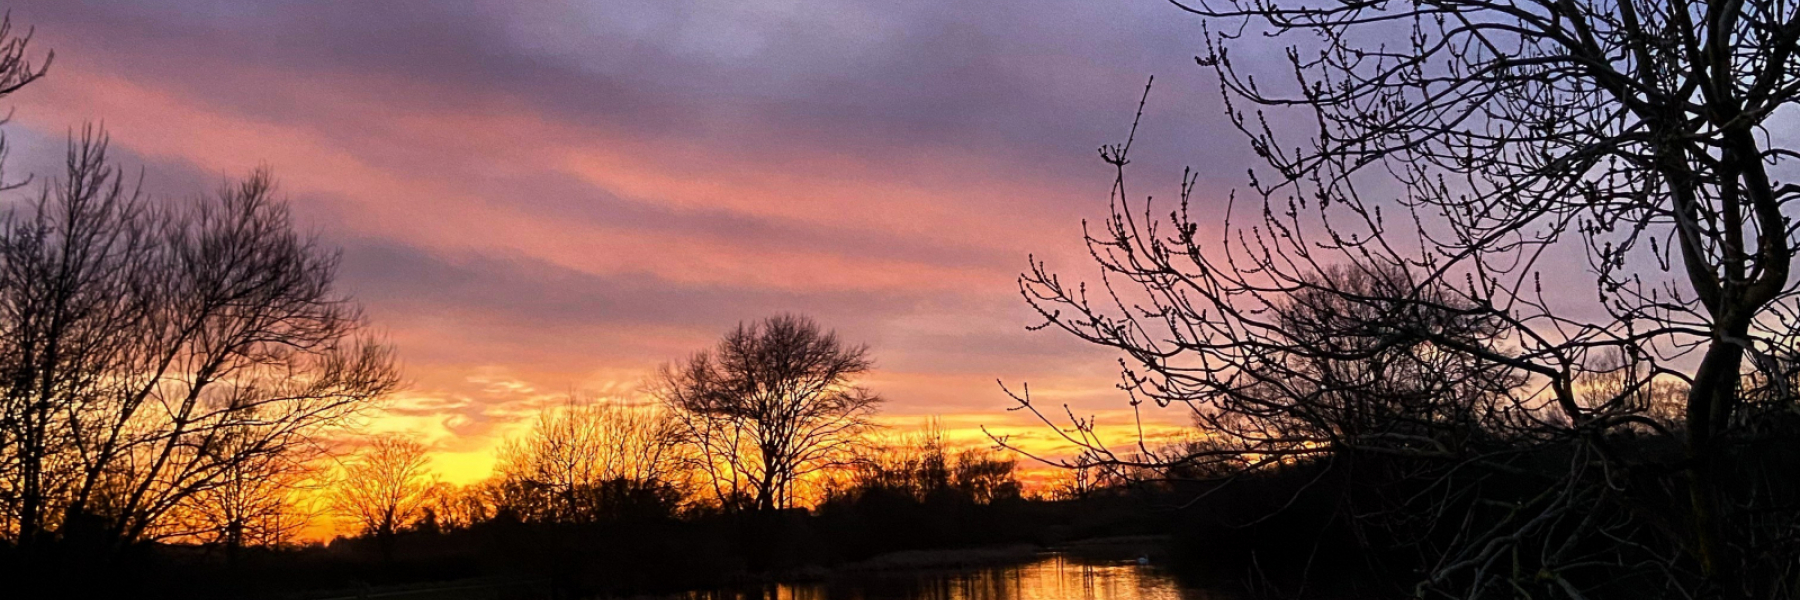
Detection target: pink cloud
<box><xmin>0</xmin><ymin>0</ymin><xmax>1239</xmax><ymax>483</ymax></box>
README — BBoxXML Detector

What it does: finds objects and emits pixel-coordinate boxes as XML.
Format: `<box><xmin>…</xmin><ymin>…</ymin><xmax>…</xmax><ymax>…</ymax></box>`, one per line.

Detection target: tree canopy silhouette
<box><xmin>656</xmin><ymin>315</ymin><xmax>882</xmax><ymax>512</ymax></box>
<box><xmin>1017</xmin><ymin>0</ymin><xmax>1800</xmax><ymax>596</ymax></box>
<box><xmin>327</xmin><ymin>435</ymin><xmax>436</xmax><ymax>548</ymax></box>
<box><xmin>0</xmin><ymin>133</ymin><xmax>397</xmax><ymax>551</ymax></box>
<box><xmin>490</xmin><ymin>397</ymin><xmax>685</xmax><ymax>523</ymax></box>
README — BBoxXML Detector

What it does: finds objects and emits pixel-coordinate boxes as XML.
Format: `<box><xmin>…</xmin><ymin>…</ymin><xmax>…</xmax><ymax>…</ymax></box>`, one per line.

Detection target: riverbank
<box><xmin>272</xmin><ymin>538</ymin><xmax>1178</xmax><ymax>600</ymax></box>
<box><xmin>12</xmin><ymin>491</ymin><xmax>1180</xmax><ymax>599</ymax></box>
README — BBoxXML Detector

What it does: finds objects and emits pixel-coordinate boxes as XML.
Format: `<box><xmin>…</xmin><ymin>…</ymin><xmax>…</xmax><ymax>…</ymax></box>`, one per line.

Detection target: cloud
<box><xmin>0</xmin><ymin>0</ymin><xmax>1252</xmax><ymax>479</ymax></box>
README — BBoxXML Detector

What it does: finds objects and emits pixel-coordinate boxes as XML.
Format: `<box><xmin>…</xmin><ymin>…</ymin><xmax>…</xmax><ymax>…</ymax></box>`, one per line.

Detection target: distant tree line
<box><xmin>323</xmin><ymin>315</ymin><xmax>1025</xmax><ymax>544</ymax></box>
<box><xmin>0</xmin><ymin>11</ymin><xmax>1000</xmax><ymax>566</ymax></box>
<box><xmin>0</xmin><ymin>14</ymin><xmax>1048</xmax><ymax>591</ymax></box>
<box><xmin>283</xmin><ymin>319</ymin><xmax>1045</xmax><ymax>599</ymax></box>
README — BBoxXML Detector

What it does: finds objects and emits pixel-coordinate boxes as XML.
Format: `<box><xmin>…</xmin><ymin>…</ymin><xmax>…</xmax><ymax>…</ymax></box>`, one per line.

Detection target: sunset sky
<box><xmin>0</xmin><ymin>1</ymin><xmax>1256</xmax><ymax>483</ymax></box>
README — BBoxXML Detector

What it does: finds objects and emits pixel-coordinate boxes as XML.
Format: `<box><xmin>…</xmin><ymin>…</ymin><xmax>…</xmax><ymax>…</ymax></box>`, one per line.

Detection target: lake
<box><xmin>295</xmin><ymin>548</ymin><xmax>1243</xmax><ymax>600</ymax></box>
<box><xmin>672</xmin><ymin>553</ymin><xmax>1239</xmax><ymax>600</ymax></box>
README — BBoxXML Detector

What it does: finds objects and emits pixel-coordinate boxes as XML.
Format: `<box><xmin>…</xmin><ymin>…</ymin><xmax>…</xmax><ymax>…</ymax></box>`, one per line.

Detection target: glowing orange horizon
<box><xmin>0</xmin><ymin>4</ymin><xmax>1220</xmax><ymax>545</ymax></box>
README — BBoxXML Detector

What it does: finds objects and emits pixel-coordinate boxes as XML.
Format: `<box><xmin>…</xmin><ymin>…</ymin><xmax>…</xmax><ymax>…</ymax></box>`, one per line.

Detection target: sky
<box><xmin>0</xmin><ymin>0</ymin><xmax>1258</xmax><ymax>483</ymax></box>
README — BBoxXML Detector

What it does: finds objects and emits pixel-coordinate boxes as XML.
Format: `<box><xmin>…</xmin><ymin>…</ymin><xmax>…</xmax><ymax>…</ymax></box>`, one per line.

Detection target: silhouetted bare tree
<box><xmin>0</xmin><ymin>15</ymin><xmax>47</xmax><ymax>102</ymax></box>
<box><xmin>1018</xmin><ymin>0</ymin><xmax>1800</xmax><ymax>595</ymax></box>
<box><xmin>0</xmin><ymin>132</ymin><xmax>396</xmax><ymax>551</ymax></box>
<box><xmin>161</xmin><ymin>444</ymin><xmax>322</xmax><ymax>554</ymax></box>
<box><xmin>327</xmin><ymin>435</ymin><xmax>436</xmax><ymax>550</ymax></box>
<box><xmin>842</xmin><ymin>422</ymin><xmax>1022</xmax><ymax>505</ymax></box>
<box><xmin>0</xmin><ymin>12</ymin><xmax>50</xmax><ymax>545</ymax></box>
<box><xmin>656</xmin><ymin>315</ymin><xmax>882</xmax><ymax>512</ymax></box>
<box><xmin>425</xmin><ymin>482</ymin><xmax>493</xmax><ymax>531</ymax></box>
<box><xmin>492</xmin><ymin>396</ymin><xmax>685</xmax><ymax>522</ymax></box>
<box><xmin>1578</xmin><ymin>349</ymin><xmax>1689</xmax><ymax>429</ymax></box>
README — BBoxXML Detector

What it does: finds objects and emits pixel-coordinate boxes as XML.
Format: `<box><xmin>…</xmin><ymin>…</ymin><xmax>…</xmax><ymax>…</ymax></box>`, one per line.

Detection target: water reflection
<box><xmin>678</xmin><ymin>554</ymin><xmax>1232</xmax><ymax>600</ymax></box>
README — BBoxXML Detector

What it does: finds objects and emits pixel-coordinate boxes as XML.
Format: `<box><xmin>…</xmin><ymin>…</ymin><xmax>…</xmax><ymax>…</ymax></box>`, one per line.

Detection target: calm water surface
<box><xmin>675</xmin><ymin>553</ymin><xmax>1237</xmax><ymax>600</ymax></box>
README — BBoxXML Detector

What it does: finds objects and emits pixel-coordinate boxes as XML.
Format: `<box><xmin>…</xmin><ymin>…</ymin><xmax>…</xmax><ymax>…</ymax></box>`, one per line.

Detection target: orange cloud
<box><xmin>3</xmin><ymin>23</ymin><xmax>1217</xmax><ymax>525</ymax></box>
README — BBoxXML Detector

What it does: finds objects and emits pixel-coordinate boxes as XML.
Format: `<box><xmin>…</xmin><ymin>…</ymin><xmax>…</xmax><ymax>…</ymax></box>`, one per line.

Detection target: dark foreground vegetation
<box><xmin>3</xmin><ymin>466</ymin><xmax>1184</xmax><ymax>599</ymax></box>
<box><xmin>8</xmin><ymin>0</ymin><xmax>1800</xmax><ymax>598</ymax></box>
<box><xmin>1008</xmin><ymin>0</ymin><xmax>1800</xmax><ymax>596</ymax></box>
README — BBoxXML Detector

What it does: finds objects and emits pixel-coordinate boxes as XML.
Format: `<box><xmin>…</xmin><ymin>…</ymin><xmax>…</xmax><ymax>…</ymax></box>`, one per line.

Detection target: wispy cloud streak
<box><xmin>1</xmin><ymin>0</ymin><xmax>1246</xmax><ymax>480</ymax></box>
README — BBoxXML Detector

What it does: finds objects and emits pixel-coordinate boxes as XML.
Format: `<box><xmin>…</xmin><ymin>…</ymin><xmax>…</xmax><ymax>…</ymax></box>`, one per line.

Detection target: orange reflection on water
<box><xmin>681</xmin><ymin>554</ymin><xmax>1233</xmax><ymax>600</ymax></box>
